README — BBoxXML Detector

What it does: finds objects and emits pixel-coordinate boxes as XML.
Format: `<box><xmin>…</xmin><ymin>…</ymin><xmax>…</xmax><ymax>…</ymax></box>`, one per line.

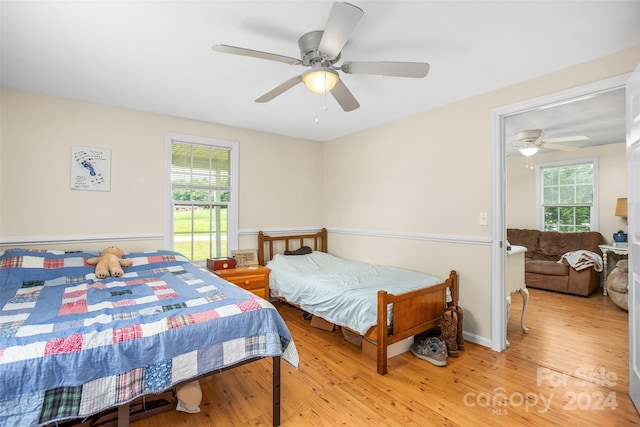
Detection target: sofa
<box><xmin>506</xmin><ymin>228</ymin><xmax>605</xmax><ymax>296</ymax></box>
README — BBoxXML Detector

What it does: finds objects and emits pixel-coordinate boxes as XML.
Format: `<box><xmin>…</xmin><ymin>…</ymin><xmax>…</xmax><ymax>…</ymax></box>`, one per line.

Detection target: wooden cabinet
<box><xmin>213</xmin><ymin>265</ymin><xmax>270</xmax><ymax>300</ymax></box>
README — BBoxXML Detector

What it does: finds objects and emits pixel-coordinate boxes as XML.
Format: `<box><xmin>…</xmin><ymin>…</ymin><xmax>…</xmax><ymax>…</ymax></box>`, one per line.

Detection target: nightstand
<box><xmin>213</xmin><ymin>265</ymin><xmax>270</xmax><ymax>300</ymax></box>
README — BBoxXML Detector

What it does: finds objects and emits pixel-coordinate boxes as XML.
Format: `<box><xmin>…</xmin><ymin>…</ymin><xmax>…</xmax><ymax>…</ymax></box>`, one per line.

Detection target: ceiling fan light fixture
<box><xmin>519</xmin><ymin>144</ymin><xmax>539</xmax><ymax>157</ymax></box>
<box><xmin>302</xmin><ymin>67</ymin><xmax>339</xmax><ymax>94</ymax></box>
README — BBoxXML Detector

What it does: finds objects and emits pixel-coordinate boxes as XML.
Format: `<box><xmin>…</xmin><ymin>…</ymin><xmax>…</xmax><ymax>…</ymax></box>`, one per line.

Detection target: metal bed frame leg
<box><xmin>107</xmin><ymin>356</ymin><xmax>280</xmax><ymax>427</ymax></box>
<box><xmin>273</xmin><ymin>356</ymin><xmax>281</xmax><ymax>426</ymax></box>
<box><xmin>117</xmin><ymin>403</ymin><xmax>129</xmax><ymax>427</ymax></box>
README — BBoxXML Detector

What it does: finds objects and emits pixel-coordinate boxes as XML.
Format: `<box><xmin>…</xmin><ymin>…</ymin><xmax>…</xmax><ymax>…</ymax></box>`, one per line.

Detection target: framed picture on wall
<box><xmin>232</xmin><ymin>249</ymin><xmax>259</xmax><ymax>267</ymax></box>
<box><xmin>71</xmin><ymin>145</ymin><xmax>111</xmax><ymax>191</ymax></box>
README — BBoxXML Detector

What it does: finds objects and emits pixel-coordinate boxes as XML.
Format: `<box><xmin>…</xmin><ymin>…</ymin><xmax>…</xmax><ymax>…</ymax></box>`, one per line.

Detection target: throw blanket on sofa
<box><xmin>558</xmin><ymin>250</ymin><xmax>603</xmax><ymax>272</ymax></box>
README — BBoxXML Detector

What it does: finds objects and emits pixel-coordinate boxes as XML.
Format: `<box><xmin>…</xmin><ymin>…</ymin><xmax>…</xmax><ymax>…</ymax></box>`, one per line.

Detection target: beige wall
<box><xmin>507</xmin><ymin>142</ymin><xmax>628</xmax><ymax>241</ymax></box>
<box><xmin>0</xmin><ymin>88</ymin><xmax>323</xmax><ymax>252</ymax></box>
<box><xmin>1</xmin><ymin>45</ymin><xmax>639</xmax><ymax>344</ymax></box>
<box><xmin>323</xmin><ymin>46</ymin><xmax>640</xmax><ymax>343</ymax></box>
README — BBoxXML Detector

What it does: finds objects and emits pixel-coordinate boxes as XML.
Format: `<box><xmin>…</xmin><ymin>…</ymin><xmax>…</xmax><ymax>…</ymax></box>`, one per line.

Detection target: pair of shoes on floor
<box><xmin>410</xmin><ymin>337</ymin><xmax>447</xmax><ymax>367</ymax></box>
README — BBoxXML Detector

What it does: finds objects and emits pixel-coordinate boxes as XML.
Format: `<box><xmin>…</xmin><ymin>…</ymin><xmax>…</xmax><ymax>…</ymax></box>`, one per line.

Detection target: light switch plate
<box><xmin>479</xmin><ymin>212</ymin><xmax>488</xmax><ymax>226</ymax></box>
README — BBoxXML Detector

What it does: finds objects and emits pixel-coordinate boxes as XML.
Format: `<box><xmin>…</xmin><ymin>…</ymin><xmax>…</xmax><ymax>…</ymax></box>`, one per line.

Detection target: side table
<box><xmin>598</xmin><ymin>244</ymin><xmax>629</xmax><ymax>296</ymax></box>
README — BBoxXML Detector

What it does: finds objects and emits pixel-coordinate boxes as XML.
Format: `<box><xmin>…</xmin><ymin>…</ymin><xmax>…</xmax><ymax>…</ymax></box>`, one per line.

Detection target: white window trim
<box><xmin>165</xmin><ymin>133</ymin><xmax>239</xmax><ymax>255</ymax></box>
<box><xmin>535</xmin><ymin>157</ymin><xmax>599</xmax><ymax>231</ymax></box>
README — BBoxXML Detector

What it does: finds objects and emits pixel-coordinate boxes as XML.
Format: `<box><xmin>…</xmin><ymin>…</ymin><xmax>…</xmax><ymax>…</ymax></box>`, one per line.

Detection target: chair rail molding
<box><xmin>0</xmin><ymin>233</ymin><xmax>164</xmax><ymax>246</ymax></box>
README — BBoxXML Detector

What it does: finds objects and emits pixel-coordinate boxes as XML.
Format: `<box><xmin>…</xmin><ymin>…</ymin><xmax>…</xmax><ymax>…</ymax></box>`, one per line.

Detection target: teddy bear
<box><xmin>87</xmin><ymin>246</ymin><xmax>133</xmax><ymax>278</ymax></box>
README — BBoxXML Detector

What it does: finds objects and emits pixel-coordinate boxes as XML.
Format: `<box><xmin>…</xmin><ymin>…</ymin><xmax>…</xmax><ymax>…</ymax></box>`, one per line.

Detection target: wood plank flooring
<box><xmin>132</xmin><ymin>288</ymin><xmax>639</xmax><ymax>426</ymax></box>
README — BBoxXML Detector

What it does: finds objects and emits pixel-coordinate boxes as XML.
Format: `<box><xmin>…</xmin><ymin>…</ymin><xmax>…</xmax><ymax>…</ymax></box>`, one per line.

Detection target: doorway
<box><xmin>490</xmin><ymin>73</ymin><xmax>630</xmax><ymax>352</ymax></box>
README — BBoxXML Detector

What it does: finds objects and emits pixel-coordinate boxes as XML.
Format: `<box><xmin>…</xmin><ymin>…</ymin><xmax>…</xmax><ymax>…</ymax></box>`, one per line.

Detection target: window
<box><xmin>166</xmin><ymin>134</ymin><xmax>238</xmax><ymax>262</ymax></box>
<box><xmin>536</xmin><ymin>158</ymin><xmax>598</xmax><ymax>232</ymax></box>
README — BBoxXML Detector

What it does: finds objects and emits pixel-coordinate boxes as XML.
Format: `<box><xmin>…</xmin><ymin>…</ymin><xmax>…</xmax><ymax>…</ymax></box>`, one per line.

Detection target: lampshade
<box><xmin>615</xmin><ymin>197</ymin><xmax>628</xmax><ymax>217</ymax></box>
<box><xmin>519</xmin><ymin>144</ymin><xmax>539</xmax><ymax>157</ymax></box>
<box><xmin>302</xmin><ymin>67</ymin><xmax>339</xmax><ymax>94</ymax></box>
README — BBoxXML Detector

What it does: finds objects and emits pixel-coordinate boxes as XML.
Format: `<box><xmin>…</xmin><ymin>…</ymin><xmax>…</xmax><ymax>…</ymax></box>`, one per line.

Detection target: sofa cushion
<box><xmin>526</xmin><ymin>259</ymin><xmax>569</xmax><ymax>276</ymax></box>
<box><xmin>538</xmin><ymin>231</ymin><xmax>604</xmax><ymax>260</ymax></box>
<box><xmin>525</xmin><ymin>273</ymin><xmax>569</xmax><ymax>293</ymax></box>
<box><xmin>507</xmin><ymin>229</ymin><xmax>541</xmax><ymax>258</ymax></box>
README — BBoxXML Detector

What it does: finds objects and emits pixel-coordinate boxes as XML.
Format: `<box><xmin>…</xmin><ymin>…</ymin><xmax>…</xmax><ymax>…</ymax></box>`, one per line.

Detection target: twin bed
<box><xmin>258</xmin><ymin>228</ymin><xmax>458</xmax><ymax>375</ymax></box>
<box><xmin>0</xmin><ymin>230</ymin><xmax>458</xmax><ymax>425</ymax></box>
<box><xmin>0</xmin><ymin>248</ymin><xmax>298</xmax><ymax>427</ymax></box>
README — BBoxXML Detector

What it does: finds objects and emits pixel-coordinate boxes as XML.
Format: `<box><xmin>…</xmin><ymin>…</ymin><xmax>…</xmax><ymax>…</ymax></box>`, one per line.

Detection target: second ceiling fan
<box><xmin>514</xmin><ymin>129</ymin><xmax>589</xmax><ymax>156</ymax></box>
<box><xmin>212</xmin><ymin>2</ymin><xmax>430</xmax><ymax>112</ymax></box>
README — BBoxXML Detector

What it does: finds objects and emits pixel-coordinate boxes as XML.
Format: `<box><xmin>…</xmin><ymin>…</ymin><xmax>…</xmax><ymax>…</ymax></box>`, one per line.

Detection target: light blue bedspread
<box><xmin>267</xmin><ymin>251</ymin><xmax>444</xmax><ymax>335</ymax></box>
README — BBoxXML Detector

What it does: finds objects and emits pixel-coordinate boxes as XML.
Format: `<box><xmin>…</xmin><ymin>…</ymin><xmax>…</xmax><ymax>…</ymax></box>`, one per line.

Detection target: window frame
<box><xmin>165</xmin><ymin>133</ymin><xmax>239</xmax><ymax>262</ymax></box>
<box><xmin>535</xmin><ymin>157</ymin><xmax>599</xmax><ymax>232</ymax></box>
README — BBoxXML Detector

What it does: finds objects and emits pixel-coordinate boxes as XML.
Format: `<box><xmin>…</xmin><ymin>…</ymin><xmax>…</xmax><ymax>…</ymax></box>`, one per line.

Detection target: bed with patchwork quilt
<box><xmin>0</xmin><ymin>248</ymin><xmax>299</xmax><ymax>426</ymax></box>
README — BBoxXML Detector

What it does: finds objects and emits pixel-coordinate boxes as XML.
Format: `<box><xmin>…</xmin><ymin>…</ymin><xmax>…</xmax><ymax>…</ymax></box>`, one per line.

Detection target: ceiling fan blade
<box><xmin>330</xmin><ymin>79</ymin><xmax>360</xmax><ymax>112</ymax></box>
<box><xmin>318</xmin><ymin>2</ymin><xmax>364</xmax><ymax>60</ymax></box>
<box><xmin>542</xmin><ymin>142</ymin><xmax>579</xmax><ymax>152</ymax></box>
<box><xmin>255</xmin><ymin>76</ymin><xmax>303</xmax><ymax>103</ymax></box>
<box><xmin>212</xmin><ymin>44</ymin><xmax>301</xmax><ymax>65</ymax></box>
<box><xmin>542</xmin><ymin>135</ymin><xmax>589</xmax><ymax>143</ymax></box>
<box><xmin>341</xmin><ymin>61</ymin><xmax>430</xmax><ymax>78</ymax></box>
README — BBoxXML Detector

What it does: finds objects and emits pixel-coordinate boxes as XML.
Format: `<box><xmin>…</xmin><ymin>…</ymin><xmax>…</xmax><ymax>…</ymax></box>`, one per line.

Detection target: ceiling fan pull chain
<box><xmin>314</xmin><ymin>90</ymin><xmax>330</xmax><ymax>124</ymax></box>
<box><xmin>323</xmin><ymin>85</ymin><xmax>329</xmax><ymax>111</ymax></box>
<box><xmin>525</xmin><ymin>157</ymin><xmax>533</xmax><ymax>170</ymax></box>
<box><xmin>316</xmin><ymin>103</ymin><xmax>323</xmax><ymax>121</ymax></box>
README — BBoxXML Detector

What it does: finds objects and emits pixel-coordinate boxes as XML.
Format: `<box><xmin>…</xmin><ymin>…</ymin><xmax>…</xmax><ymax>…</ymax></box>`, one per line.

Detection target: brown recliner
<box><xmin>507</xmin><ymin>229</ymin><xmax>605</xmax><ymax>296</ymax></box>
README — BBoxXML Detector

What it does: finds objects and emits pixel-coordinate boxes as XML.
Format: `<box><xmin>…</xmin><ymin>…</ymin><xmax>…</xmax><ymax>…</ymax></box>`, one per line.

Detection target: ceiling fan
<box><xmin>212</xmin><ymin>2</ymin><xmax>430</xmax><ymax>112</ymax></box>
<box><xmin>513</xmin><ymin>129</ymin><xmax>589</xmax><ymax>156</ymax></box>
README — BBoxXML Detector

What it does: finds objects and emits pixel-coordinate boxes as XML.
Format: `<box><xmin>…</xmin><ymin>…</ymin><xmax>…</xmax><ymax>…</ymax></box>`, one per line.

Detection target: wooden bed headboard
<box><xmin>258</xmin><ymin>228</ymin><xmax>327</xmax><ymax>265</ymax></box>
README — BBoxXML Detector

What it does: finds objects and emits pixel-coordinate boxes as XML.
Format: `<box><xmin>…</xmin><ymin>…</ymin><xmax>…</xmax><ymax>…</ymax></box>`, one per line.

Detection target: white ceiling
<box><xmin>504</xmin><ymin>87</ymin><xmax>627</xmax><ymax>157</ymax></box>
<box><xmin>2</xmin><ymin>1</ymin><xmax>639</xmax><ymax>143</ymax></box>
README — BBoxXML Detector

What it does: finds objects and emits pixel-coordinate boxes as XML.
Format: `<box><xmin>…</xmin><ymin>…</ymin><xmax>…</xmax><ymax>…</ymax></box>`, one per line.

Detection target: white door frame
<box><xmin>490</xmin><ymin>74</ymin><xmax>630</xmax><ymax>351</ymax></box>
<box><xmin>625</xmin><ymin>63</ymin><xmax>640</xmax><ymax>412</ymax></box>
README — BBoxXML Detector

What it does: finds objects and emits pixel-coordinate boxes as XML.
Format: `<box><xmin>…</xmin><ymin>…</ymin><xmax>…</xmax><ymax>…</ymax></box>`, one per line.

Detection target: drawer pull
<box><xmin>244</xmin><ymin>280</ymin><xmax>250</xmax><ymax>285</ymax></box>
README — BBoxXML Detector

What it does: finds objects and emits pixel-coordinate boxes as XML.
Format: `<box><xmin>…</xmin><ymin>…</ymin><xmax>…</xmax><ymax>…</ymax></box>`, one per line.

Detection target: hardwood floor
<box><xmin>133</xmin><ymin>288</ymin><xmax>639</xmax><ymax>426</ymax></box>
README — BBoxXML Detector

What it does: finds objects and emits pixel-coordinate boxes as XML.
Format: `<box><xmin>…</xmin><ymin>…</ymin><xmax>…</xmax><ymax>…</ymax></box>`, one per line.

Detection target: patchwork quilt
<box><xmin>0</xmin><ymin>249</ymin><xmax>298</xmax><ymax>426</ymax></box>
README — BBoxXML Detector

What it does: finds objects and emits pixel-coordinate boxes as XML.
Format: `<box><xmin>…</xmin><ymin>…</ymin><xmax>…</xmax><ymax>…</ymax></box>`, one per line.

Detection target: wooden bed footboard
<box><xmin>374</xmin><ymin>270</ymin><xmax>458</xmax><ymax>375</ymax></box>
